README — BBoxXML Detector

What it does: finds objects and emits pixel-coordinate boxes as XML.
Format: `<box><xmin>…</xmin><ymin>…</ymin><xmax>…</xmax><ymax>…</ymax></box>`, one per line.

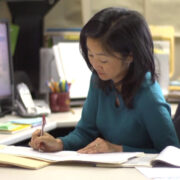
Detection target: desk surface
<box><xmin>0</xmin><ymin>107</ymin><xmax>82</xmax><ymax>145</ymax></box>
<box><xmin>0</xmin><ymin>165</ymin><xmax>148</xmax><ymax>180</ymax></box>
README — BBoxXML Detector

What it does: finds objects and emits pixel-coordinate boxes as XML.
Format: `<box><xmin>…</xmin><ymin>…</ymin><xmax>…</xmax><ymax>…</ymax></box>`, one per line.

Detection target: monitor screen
<box><xmin>0</xmin><ymin>20</ymin><xmax>14</xmax><ymax>116</ymax></box>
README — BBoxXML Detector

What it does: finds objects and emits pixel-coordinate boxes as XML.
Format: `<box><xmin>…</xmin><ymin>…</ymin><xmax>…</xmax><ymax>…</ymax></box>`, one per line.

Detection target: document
<box><xmin>97</xmin><ymin>145</ymin><xmax>180</xmax><ymax>168</ymax></box>
<box><xmin>0</xmin><ymin>145</ymin><xmax>143</xmax><ymax>169</ymax></box>
<box><xmin>53</xmin><ymin>42</ymin><xmax>91</xmax><ymax>99</ymax></box>
<box><xmin>137</xmin><ymin>167</ymin><xmax>180</xmax><ymax>179</ymax></box>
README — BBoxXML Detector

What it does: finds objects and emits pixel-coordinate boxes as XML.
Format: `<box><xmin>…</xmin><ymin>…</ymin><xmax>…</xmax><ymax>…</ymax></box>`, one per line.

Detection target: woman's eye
<box><xmin>100</xmin><ymin>60</ymin><xmax>108</xmax><ymax>64</ymax></box>
<box><xmin>88</xmin><ymin>54</ymin><xmax>93</xmax><ymax>58</ymax></box>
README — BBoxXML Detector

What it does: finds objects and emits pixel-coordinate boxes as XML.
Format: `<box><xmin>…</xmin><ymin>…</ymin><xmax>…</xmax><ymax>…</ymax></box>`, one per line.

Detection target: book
<box><xmin>44</xmin><ymin>28</ymin><xmax>81</xmax><ymax>47</ymax></box>
<box><xmin>0</xmin><ymin>122</ymin><xmax>31</xmax><ymax>134</ymax></box>
<box><xmin>0</xmin><ymin>145</ymin><xmax>144</xmax><ymax>169</ymax></box>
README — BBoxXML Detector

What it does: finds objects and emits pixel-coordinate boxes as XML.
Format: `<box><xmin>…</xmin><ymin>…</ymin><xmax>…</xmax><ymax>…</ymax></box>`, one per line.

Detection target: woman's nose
<box><xmin>92</xmin><ymin>59</ymin><xmax>101</xmax><ymax>70</ymax></box>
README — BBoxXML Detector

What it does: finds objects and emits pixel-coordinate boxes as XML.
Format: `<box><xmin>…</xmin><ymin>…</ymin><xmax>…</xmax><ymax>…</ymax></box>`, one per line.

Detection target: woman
<box><xmin>30</xmin><ymin>7</ymin><xmax>179</xmax><ymax>153</ymax></box>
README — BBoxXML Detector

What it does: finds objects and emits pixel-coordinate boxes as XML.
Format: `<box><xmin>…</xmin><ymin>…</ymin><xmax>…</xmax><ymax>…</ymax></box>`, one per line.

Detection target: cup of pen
<box><xmin>48</xmin><ymin>80</ymin><xmax>70</xmax><ymax>112</ymax></box>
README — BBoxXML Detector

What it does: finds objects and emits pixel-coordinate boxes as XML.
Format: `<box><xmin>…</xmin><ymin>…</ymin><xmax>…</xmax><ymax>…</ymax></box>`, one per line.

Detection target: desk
<box><xmin>0</xmin><ymin>103</ymin><xmax>178</xmax><ymax>145</ymax></box>
<box><xmin>0</xmin><ymin>105</ymin><xmax>178</xmax><ymax>180</ymax></box>
<box><xmin>0</xmin><ymin>165</ymin><xmax>148</xmax><ymax>180</ymax></box>
<box><xmin>0</xmin><ymin>107</ymin><xmax>82</xmax><ymax>145</ymax></box>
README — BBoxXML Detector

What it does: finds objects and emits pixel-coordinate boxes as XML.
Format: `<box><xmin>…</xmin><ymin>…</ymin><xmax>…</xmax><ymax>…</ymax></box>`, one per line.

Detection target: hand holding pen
<box><xmin>29</xmin><ymin>115</ymin><xmax>63</xmax><ymax>152</ymax></box>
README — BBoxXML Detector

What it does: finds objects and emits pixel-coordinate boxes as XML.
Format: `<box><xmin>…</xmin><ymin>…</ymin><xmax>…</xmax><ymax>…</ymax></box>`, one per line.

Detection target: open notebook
<box><xmin>0</xmin><ymin>145</ymin><xmax>143</xmax><ymax>169</ymax></box>
<box><xmin>0</xmin><ymin>145</ymin><xmax>179</xmax><ymax>170</ymax></box>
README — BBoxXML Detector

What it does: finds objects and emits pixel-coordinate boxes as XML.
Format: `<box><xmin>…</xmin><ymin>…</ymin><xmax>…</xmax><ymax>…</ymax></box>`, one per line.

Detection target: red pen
<box><xmin>41</xmin><ymin>115</ymin><xmax>46</xmax><ymax>136</ymax></box>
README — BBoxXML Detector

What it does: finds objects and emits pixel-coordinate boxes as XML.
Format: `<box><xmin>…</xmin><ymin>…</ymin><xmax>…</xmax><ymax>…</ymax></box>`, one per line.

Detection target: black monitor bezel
<box><xmin>0</xmin><ymin>19</ymin><xmax>14</xmax><ymax>116</ymax></box>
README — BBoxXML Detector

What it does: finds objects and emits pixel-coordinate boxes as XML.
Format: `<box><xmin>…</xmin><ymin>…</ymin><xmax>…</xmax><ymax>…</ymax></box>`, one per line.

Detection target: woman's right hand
<box><xmin>29</xmin><ymin>129</ymin><xmax>63</xmax><ymax>152</ymax></box>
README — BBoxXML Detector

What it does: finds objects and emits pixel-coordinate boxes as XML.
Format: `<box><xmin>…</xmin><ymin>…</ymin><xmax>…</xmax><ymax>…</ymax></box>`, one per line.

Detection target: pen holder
<box><xmin>49</xmin><ymin>92</ymin><xmax>70</xmax><ymax>112</ymax></box>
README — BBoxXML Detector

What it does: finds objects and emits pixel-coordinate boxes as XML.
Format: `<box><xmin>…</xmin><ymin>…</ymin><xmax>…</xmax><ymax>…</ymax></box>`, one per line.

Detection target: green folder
<box><xmin>10</xmin><ymin>24</ymin><xmax>19</xmax><ymax>56</ymax></box>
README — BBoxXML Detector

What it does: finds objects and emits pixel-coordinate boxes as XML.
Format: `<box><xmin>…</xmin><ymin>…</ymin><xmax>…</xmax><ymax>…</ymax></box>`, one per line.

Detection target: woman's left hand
<box><xmin>77</xmin><ymin>137</ymin><xmax>123</xmax><ymax>154</ymax></box>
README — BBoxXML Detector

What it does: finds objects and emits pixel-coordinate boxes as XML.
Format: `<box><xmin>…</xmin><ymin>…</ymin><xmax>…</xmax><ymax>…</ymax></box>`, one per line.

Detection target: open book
<box><xmin>0</xmin><ymin>145</ymin><xmax>179</xmax><ymax>169</ymax></box>
<box><xmin>0</xmin><ymin>145</ymin><xmax>143</xmax><ymax>169</ymax></box>
<box><xmin>151</xmin><ymin>145</ymin><xmax>180</xmax><ymax>167</ymax></box>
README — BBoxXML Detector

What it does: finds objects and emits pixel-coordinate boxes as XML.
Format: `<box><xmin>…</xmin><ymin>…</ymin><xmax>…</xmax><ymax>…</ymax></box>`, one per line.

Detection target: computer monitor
<box><xmin>0</xmin><ymin>19</ymin><xmax>14</xmax><ymax>117</ymax></box>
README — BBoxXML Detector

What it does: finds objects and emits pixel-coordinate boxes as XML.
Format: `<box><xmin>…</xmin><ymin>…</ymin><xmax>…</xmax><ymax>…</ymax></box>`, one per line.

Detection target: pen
<box><xmin>47</xmin><ymin>82</ymin><xmax>55</xmax><ymax>93</ymax></box>
<box><xmin>41</xmin><ymin>114</ymin><xmax>46</xmax><ymax>136</ymax></box>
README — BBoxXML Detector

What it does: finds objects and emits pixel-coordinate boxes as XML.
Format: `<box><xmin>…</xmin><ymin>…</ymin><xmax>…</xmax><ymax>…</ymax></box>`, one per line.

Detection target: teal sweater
<box><xmin>61</xmin><ymin>72</ymin><xmax>180</xmax><ymax>153</ymax></box>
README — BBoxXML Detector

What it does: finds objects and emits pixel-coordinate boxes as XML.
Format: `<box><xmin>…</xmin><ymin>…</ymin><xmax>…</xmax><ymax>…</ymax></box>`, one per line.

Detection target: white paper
<box><xmin>122</xmin><ymin>154</ymin><xmax>157</xmax><ymax>167</ymax></box>
<box><xmin>137</xmin><ymin>167</ymin><xmax>180</xmax><ymax>179</ymax></box>
<box><xmin>53</xmin><ymin>42</ymin><xmax>91</xmax><ymax>99</ymax></box>
<box><xmin>0</xmin><ymin>145</ymin><xmax>143</xmax><ymax>164</ymax></box>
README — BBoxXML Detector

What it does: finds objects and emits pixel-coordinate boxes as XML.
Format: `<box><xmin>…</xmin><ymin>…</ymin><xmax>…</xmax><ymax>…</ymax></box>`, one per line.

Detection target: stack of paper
<box><xmin>0</xmin><ymin>122</ymin><xmax>31</xmax><ymax>134</ymax></box>
<box><xmin>10</xmin><ymin>117</ymin><xmax>42</xmax><ymax>127</ymax></box>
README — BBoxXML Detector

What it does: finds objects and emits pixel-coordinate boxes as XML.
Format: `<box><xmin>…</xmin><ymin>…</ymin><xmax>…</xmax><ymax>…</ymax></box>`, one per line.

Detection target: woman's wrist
<box><xmin>56</xmin><ymin>138</ymin><xmax>63</xmax><ymax>151</ymax></box>
<box><xmin>111</xmin><ymin>143</ymin><xmax>123</xmax><ymax>152</ymax></box>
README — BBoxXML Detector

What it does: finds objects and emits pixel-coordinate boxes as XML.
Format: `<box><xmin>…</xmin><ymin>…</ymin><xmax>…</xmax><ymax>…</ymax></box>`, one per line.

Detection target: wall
<box><xmin>1</xmin><ymin>0</ymin><xmax>180</xmax><ymax>81</ymax></box>
<box><xmin>44</xmin><ymin>0</ymin><xmax>83</xmax><ymax>29</ymax></box>
<box><xmin>0</xmin><ymin>1</ymin><xmax>11</xmax><ymax>21</ymax></box>
<box><xmin>80</xmin><ymin>0</ymin><xmax>180</xmax><ymax>81</ymax></box>
<box><xmin>44</xmin><ymin>0</ymin><xmax>180</xmax><ymax>80</ymax></box>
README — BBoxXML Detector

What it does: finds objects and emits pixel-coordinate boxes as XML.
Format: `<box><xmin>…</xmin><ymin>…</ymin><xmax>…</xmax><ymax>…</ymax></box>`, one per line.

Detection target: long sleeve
<box><xmin>60</xmin><ymin>74</ymin><xmax>99</xmax><ymax>150</ymax></box>
<box><xmin>139</xmin><ymin>88</ymin><xmax>179</xmax><ymax>152</ymax></box>
<box><xmin>122</xmin><ymin>82</ymin><xmax>180</xmax><ymax>153</ymax></box>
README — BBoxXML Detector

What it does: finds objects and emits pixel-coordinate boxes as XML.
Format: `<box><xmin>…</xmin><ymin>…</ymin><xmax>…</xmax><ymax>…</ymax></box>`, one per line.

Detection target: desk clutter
<box><xmin>167</xmin><ymin>80</ymin><xmax>180</xmax><ymax>102</ymax></box>
<box><xmin>0</xmin><ymin>122</ymin><xmax>31</xmax><ymax>134</ymax></box>
<box><xmin>48</xmin><ymin>80</ymin><xmax>71</xmax><ymax>112</ymax></box>
<box><xmin>0</xmin><ymin>117</ymin><xmax>43</xmax><ymax>134</ymax></box>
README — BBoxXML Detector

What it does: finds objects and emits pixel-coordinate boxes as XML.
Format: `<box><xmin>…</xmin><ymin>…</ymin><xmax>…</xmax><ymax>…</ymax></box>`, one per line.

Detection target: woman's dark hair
<box><xmin>80</xmin><ymin>7</ymin><xmax>156</xmax><ymax>109</ymax></box>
